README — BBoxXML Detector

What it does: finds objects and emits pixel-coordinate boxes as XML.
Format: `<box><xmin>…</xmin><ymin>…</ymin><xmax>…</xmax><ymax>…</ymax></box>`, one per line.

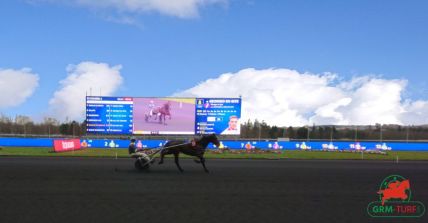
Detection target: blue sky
<box><xmin>1</xmin><ymin>0</ymin><xmax>428</xmax><ymax>125</ymax></box>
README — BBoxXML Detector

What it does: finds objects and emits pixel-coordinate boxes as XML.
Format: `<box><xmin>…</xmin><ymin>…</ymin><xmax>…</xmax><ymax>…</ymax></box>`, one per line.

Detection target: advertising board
<box><xmin>53</xmin><ymin>139</ymin><xmax>82</xmax><ymax>152</ymax></box>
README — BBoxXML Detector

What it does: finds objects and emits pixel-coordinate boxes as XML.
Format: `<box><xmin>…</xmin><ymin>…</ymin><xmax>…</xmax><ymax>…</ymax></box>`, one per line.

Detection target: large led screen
<box><xmin>195</xmin><ymin>98</ymin><xmax>241</xmax><ymax>135</ymax></box>
<box><xmin>86</xmin><ymin>96</ymin><xmax>241</xmax><ymax>135</ymax></box>
<box><xmin>86</xmin><ymin>97</ymin><xmax>134</xmax><ymax>134</ymax></box>
<box><xmin>132</xmin><ymin>98</ymin><xmax>195</xmax><ymax>135</ymax></box>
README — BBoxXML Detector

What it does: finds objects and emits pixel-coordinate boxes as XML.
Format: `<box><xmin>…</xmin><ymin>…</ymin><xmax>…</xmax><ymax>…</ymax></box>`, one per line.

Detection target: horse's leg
<box><xmin>194</xmin><ymin>150</ymin><xmax>209</xmax><ymax>173</ymax></box>
<box><xmin>158</xmin><ymin>149</ymin><xmax>165</xmax><ymax>164</ymax></box>
<box><xmin>174</xmin><ymin>152</ymin><xmax>184</xmax><ymax>172</ymax></box>
<box><xmin>200</xmin><ymin>156</ymin><xmax>209</xmax><ymax>173</ymax></box>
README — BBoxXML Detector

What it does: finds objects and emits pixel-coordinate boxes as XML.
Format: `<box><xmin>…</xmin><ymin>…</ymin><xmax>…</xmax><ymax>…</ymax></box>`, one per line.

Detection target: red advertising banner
<box><xmin>53</xmin><ymin>139</ymin><xmax>82</xmax><ymax>153</ymax></box>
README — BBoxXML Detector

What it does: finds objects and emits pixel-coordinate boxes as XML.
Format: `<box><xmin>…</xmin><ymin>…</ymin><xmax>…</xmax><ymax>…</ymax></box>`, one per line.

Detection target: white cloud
<box><xmin>174</xmin><ymin>68</ymin><xmax>428</xmax><ymax>126</ymax></box>
<box><xmin>0</xmin><ymin>68</ymin><xmax>39</xmax><ymax>109</ymax></box>
<box><xmin>103</xmin><ymin>15</ymin><xmax>144</xmax><ymax>28</ymax></box>
<box><xmin>79</xmin><ymin>0</ymin><xmax>226</xmax><ymax>18</ymax></box>
<box><xmin>336</xmin><ymin>79</ymin><xmax>407</xmax><ymax>125</ymax></box>
<box><xmin>49</xmin><ymin>62</ymin><xmax>123</xmax><ymax>121</ymax></box>
<box><xmin>401</xmin><ymin>100</ymin><xmax>428</xmax><ymax>125</ymax></box>
<box><xmin>36</xmin><ymin>0</ymin><xmax>226</xmax><ymax>18</ymax></box>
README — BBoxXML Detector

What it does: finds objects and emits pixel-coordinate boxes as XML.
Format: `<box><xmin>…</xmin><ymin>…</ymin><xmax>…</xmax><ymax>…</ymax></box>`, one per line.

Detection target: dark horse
<box><xmin>145</xmin><ymin>101</ymin><xmax>171</xmax><ymax>125</ymax></box>
<box><xmin>158</xmin><ymin>134</ymin><xmax>220</xmax><ymax>173</ymax></box>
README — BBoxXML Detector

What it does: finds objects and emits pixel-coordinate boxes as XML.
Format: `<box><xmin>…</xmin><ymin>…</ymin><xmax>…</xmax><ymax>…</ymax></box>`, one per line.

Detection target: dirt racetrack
<box><xmin>0</xmin><ymin>157</ymin><xmax>427</xmax><ymax>223</ymax></box>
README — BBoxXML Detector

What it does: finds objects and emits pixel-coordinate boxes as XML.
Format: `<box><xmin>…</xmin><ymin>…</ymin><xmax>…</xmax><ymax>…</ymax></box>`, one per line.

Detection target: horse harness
<box><xmin>191</xmin><ymin>139</ymin><xmax>204</xmax><ymax>150</ymax></box>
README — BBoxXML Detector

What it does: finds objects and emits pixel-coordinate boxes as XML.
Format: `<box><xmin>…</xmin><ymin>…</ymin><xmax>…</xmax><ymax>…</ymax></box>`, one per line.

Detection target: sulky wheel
<box><xmin>134</xmin><ymin>157</ymin><xmax>150</xmax><ymax>171</ymax></box>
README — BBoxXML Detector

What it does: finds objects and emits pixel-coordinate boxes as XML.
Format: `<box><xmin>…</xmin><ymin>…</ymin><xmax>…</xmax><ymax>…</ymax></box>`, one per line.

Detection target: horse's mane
<box><xmin>197</xmin><ymin>134</ymin><xmax>218</xmax><ymax>148</ymax></box>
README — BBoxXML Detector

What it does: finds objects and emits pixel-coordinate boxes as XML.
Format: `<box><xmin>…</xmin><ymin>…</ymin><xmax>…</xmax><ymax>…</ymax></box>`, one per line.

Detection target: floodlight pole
<box><xmin>406</xmin><ymin>125</ymin><xmax>409</xmax><ymax>143</ymax></box>
<box><xmin>283</xmin><ymin>127</ymin><xmax>286</xmax><ymax>138</ymax></box>
<box><xmin>354</xmin><ymin>126</ymin><xmax>358</xmax><ymax>142</ymax></box>
<box><xmin>306</xmin><ymin>126</ymin><xmax>310</xmax><ymax>142</ymax></box>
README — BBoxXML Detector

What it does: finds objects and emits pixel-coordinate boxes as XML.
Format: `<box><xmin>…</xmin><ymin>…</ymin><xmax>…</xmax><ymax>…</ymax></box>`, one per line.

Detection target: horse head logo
<box><xmin>377</xmin><ymin>175</ymin><xmax>411</xmax><ymax>205</ymax></box>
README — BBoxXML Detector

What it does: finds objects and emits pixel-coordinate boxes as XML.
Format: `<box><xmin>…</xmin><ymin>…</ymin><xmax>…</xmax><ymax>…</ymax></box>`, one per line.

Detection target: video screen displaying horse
<box><xmin>132</xmin><ymin>98</ymin><xmax>196</xmax><ymax>134</ymax></box>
